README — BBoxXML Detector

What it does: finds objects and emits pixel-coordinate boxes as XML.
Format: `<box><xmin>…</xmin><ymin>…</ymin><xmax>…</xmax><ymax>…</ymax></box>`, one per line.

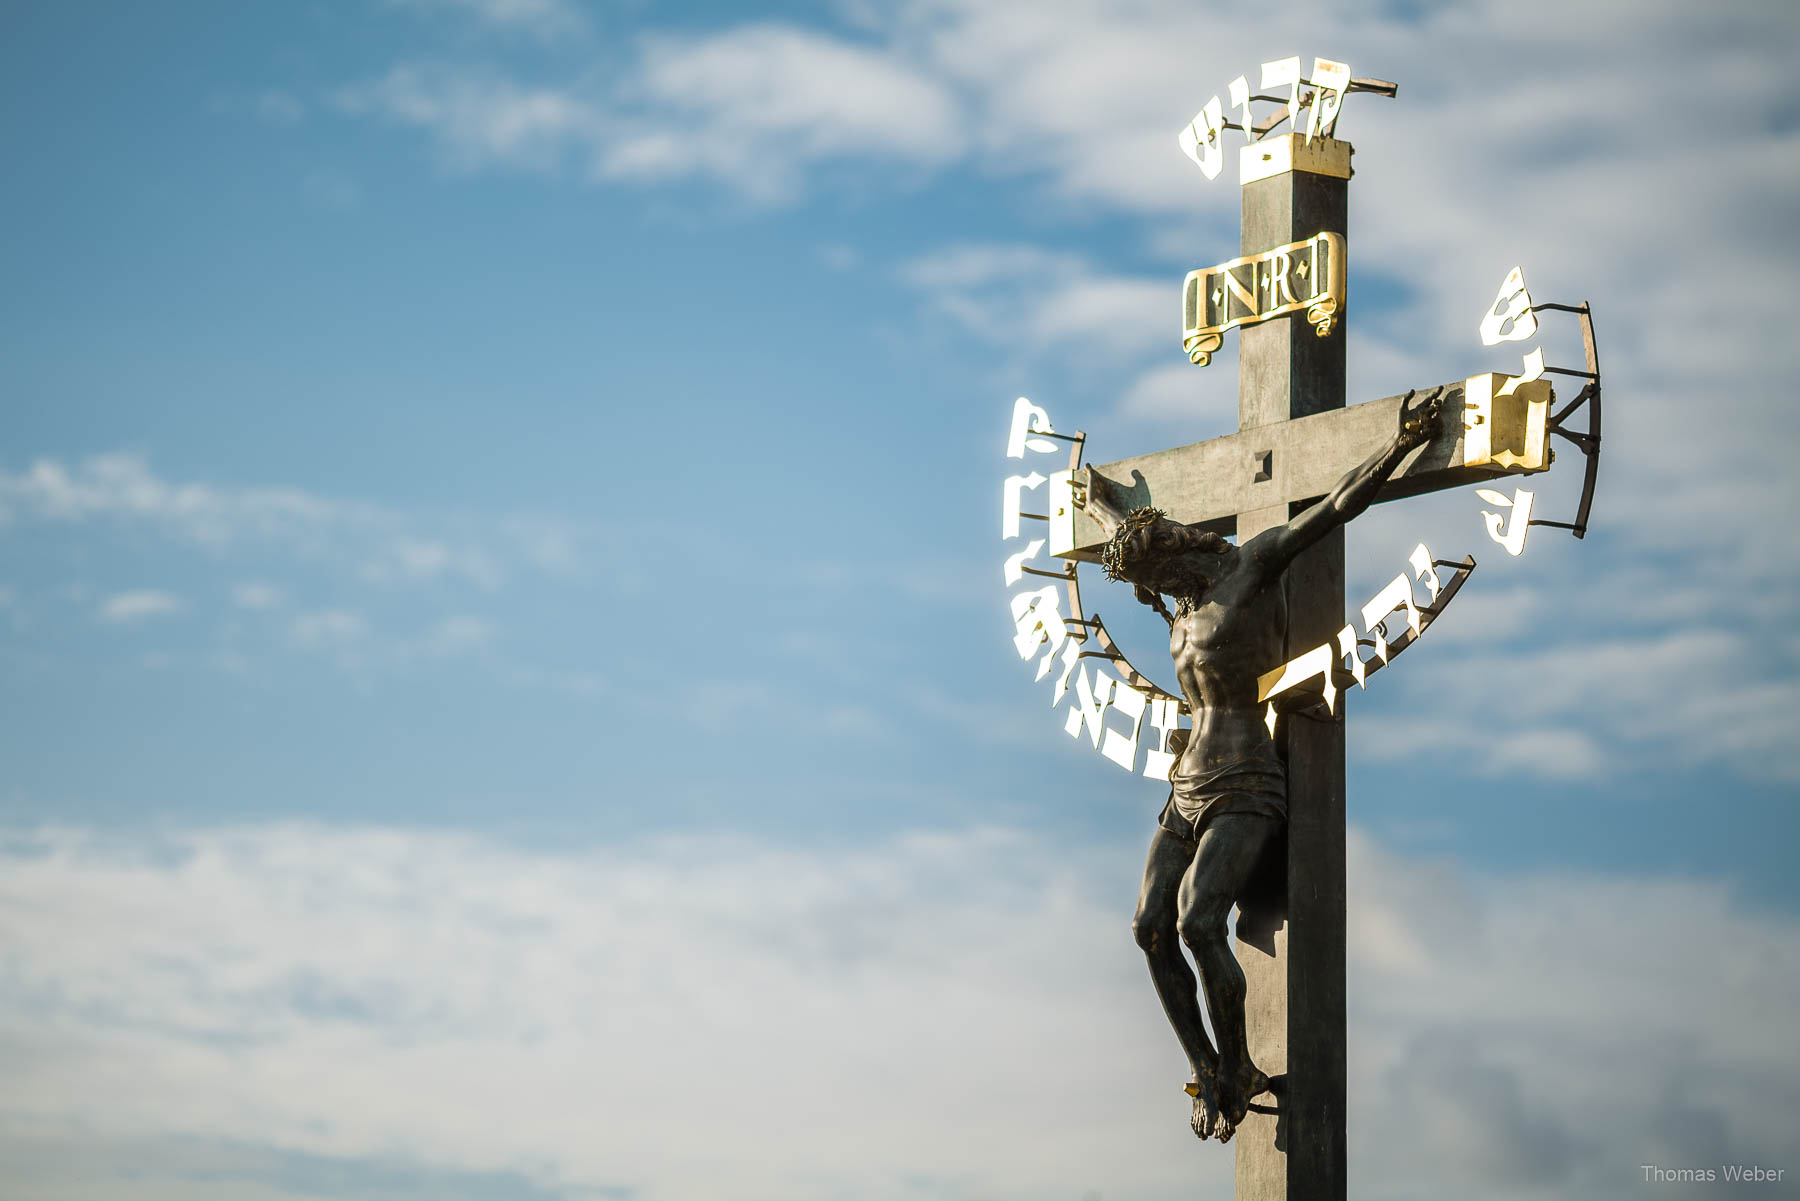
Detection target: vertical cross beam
<box><xmin>1233</xmin><ymin>135</ymin><xmax>1349</xmax><ymax>1201</ymax></box>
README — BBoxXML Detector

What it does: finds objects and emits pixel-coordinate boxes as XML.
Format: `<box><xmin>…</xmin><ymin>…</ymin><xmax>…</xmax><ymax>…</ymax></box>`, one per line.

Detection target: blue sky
<box><xmin>3</xmin><ymin>2</ymin><xmax>1798</xmax><ymax>1199</ymax></box>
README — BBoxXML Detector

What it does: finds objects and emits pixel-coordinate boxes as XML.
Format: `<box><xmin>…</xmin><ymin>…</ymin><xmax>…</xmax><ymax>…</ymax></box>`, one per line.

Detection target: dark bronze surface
<box><xmin>1093</xmin><ymin>391</ymin><xmax>1443</xmax><ymax>1150</ymax></box>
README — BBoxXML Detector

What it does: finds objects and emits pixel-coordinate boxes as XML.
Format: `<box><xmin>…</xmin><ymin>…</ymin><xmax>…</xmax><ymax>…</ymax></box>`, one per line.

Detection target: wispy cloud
<box><xmin>359</xmin><ymin>536</ymin><xmax>502</xmax><ymax>589</ymax></box>
<box><xmin>253</xmin><ymin>89</ymin><xmax>305</xmax><ymax>125</ymax></box>
<box><xmin>1362</xmin><ymin>624</ymin><xmax>1800</xmax><ymax>782</ymax></box>
<box><xmin>289</xmin><ymin>608</ymin><xmax>368</xmax><ymax>649</ymax></box>
<box><xmin>423</xmin><ymin>614</ymin><xmax>492</xmax><ymax>655</ymax></box>
<box><xmin>387</xmin><ymin>0</ymin><xmax>587</xmax><ymax>39</ymax></box>
<box><xmin>0</xmin><ymin>453</ymin><xmax>584</xmax><ymax>593</ymax></box>
<box><xmin>902</xmin><ymin>243</ymin><xmax>1164</xmax><ymax>356</ymax></box>
<box><xmin>96</xmin><ymin>590</ymin><xmax>185</xmax><ymax>624</ymax></box>
<box><xmin>335</xmin><ymin>65</ymin><xmax>600</xmax><ymax>175</ymax></box>
<box><xmin>336</xmin><ymin>24</ymin><xmax>964</xmax><ymax>200</ymax></box>
<box><xmin>0</xmin><ymin>823</ymin><xmax>1791</xmax><ymax>1200</ymax></box>
<box><xmin>230</xmin><ymin>581</ymin><xmax>284</xmax><ymax>611</ymax></box>
<box><xmin>0</xmin><ymin>454</ymin><xmax>626</xmax><ymax>693</ymax></box>
<box><xmin>327</xmin><ymin>2</ymin><xmax>1800</xmax><ymax>574</ymax></box>
<box><xmin>0</xmin><ymin>453</ymin><xmax>344</xmax><ymax>542</ymax></box>
<box><xmin>853</xmin><ymin>3</ymin><xmax>1800</xmax><ymax>794</ymax></box>
<box><xmin>608</xmin><ymin>26</ymin><xmax>963</xmax><ymax>198</ymax></box>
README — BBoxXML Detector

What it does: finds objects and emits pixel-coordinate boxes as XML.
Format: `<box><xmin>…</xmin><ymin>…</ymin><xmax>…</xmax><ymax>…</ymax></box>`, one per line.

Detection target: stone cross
<box><xmin>1052</xmin><ymin>132</ymin><xmax>1547</xmax><ymax>1200</ymax></box>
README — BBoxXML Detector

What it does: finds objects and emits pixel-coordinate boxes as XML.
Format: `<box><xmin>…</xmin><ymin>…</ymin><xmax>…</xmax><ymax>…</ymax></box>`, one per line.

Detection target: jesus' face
<box><xmin>1119</xmin><ymin>518</ymin><xmax>1232</xmax><ymax>598</ymax></box>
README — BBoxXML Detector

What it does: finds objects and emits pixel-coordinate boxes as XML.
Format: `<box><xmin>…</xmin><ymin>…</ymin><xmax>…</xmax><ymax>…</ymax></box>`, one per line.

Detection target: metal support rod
<box><xmin>1551</xmin><ymin>384</ymin><xmax>1596</xmax><ymax>425</ymax></box>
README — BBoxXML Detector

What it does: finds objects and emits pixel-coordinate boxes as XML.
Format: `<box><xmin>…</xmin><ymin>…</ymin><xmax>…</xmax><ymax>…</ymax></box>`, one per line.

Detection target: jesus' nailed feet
<box><xmin>1187</xmin><ymin>1061</ymin><xmax>1273</xmax><ymax>1143</ymax></box>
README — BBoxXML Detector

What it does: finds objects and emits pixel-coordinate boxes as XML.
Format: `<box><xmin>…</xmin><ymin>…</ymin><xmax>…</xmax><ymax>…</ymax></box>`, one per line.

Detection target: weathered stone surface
<box><xmin>1057</xmin><ymin>387</ymin><xmax>1531</xmax><ymax>561</ymax></box>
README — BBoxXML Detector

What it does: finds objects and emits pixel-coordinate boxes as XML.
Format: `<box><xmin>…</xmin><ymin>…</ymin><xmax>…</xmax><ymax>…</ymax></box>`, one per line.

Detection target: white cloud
<box><xmin>1341</xmin><ymin>572</ymin><xmax>1800</xmax><ymax>783</ymax></box>
<box><xmin>424</xmin><ymin>614</ymin><xmax>492</xmax><ymax>655</ymax></box>
<box><xmin>97</xmin><ymin>590</ymin><xmax>185</xmax><ymax>624</ymax></box>
<box><xmin>231</xmin><ymin>582</ymin><xmax>284</xmax><ymax>610</ymax></box>
<box><xmin>1119</xmin><ymin>361</ymin><xmax>1208</xmax><ymax>420</ymax></box>
<box><xmin>1347</xmin><ymin>827</ymin><xmax>1800</xmax><ymax>1197</ymax></box>
<box><xmin>687</xmin><ymin>676</ymin><xmax>889</xmax><ymax>742</ymax></box>
<box><xmin>328</xmin><ymin>0</ymin><xmax>1800</xmax><ymax>687</ymax></box>
<box><xmin>360</xmin><ymin>536</ymin><xmax>502</xmax><ymax>590</ymax></box>
<box><xmin>0</xmin><ymin>823</ymin><xmax>1792</xmax><ymax>1200</ymax></box>
<box><xmin>817</xmin><ymin>242</ymin><xmax>860</xmax><ymax>271</ymax></box>
<box><xmin>610</xmin><ymin>26</ymin><xmax>963</xmax><ymax>197</ymax></box>
<box><xmin>387</xmin><ymin>0</ymin><xmax>586</xmax><ymax>39</ymax></box>
<box><xmin>339</xmin><ymin>26</ymin><xmax>962</xmax><ymax>200</ymax></box>
<box><xmin>285</xmin><ymin>609</ymin><xmax>508</xmax><ymax>669</ymax></box>
<box><xmin>857</xmin><ymin>1</ymin><xmax>1800</xmax><ymax>792</ymax></box>
<box><xmin>253</xmin><ymin>89</ymin><xmax>305</xmax><ymax>125</ymax></box>
<box><xmin>0</xmin><ymin>453</ymin><xmax>579</xmax><ymax>594</ymax></box>
<box><xmin>0</xmin><ymin>453</ymin><xmax>343</xmax><ymax>542</ymax></box>
<box><xmin>902</xmin><ymin>242</ymin><xmax>1169</xmax><ymax>366</ymax></box>
<box><xmin>290</xmin><ymin>609</ymin><xmax>368</xmax><ymax>648</ymax></box>
<box><xmin>336</xmin><ymin>65</ymin><xmax>600</xmax><ymax>175</ymax></box>
<box><xmin>0</xmin><ymin>454</ymin><xmax>624</xmax><ymax>694</ymax></box>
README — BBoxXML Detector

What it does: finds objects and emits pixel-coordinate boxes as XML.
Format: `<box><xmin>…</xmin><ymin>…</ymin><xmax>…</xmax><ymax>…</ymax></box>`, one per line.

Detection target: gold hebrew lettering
<box><xmin>1480</xmin><ymin>265</ymin><xmax>1538</xmax><ymax>345</ymax></box>
<box><xmin>1408</xmin><ymin>543</ymin><xmax>1442</xmax><ymax>603</ymax></box>
<box><xmin>1256</xmin><ymin>642</ymin><xmax>1340</xmax><ymax>714</ymax></box>
<box><xmin>1002</xmin><ymin>472</ymin><xmax>1045</xmax><ymax>539</ymax></box>
<box><xmin>1336</xmin><ymin>623</ymin><xmax>1367</xmax><ymax>691</ymax></box>
<box><xmin>1477</xmin><ymin>487</ymin><xmax>1535</xmax><ymax>556</ymax></box>
<box><xmin>1064</xmin><ymin>665</ymin><xmax>1116</xmax><ymax>748</ymax></box>
<box><xmin>1002</xmin><ymin>539</ymin><xmax>1046</xmax><ymax>585</ymax></box>
<box><xmin>1142</xmin><ymin>698</ymin><xmax>1184</xmax><ymax>780</ymax></box>
<box><xmin>1006</xmin><ymin>397</ymin><xmax>1057</xmax><ymax>459</ymax></box>
<box><xmin>1360</xmin><ymin>573</ymin><xmax>1421</xmax><ymax>664</ymax></box>
<box><xmin>1101</xmin><ymin>681</ymin><xmax>1148</xmax><ymax>771</ymax></box>
<box><xmin>1047</xmin><ymin>637</ymin><xmax>1080</xmax><ymax>701</ymax></box>
<box><xmin>1261</xmin><ymin>57</ymin><xmax>1302</xmax><ymax>136</ymax></box>
<box><xmin>1307</xmin><ymin>58</ymin><xmax>1350</xmax><ymax>141</ymax></box>
<box><xmin>1229</xmin><ymin>75</ymin><xmax>1252</xmax><ymax>145</ymax></box>
<box><xmin>1178</xmin><ymin>95</ymin><xmax>1227</xmax><ymax>180</ymax></box>
<box><xmin>1009</xmin><ymin>586</ymin><xmax>1065</xmax><ymax>662</ymax></box>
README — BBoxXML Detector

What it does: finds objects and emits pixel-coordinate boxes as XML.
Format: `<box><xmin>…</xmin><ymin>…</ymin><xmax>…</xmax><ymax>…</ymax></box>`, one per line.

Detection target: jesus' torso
<box><xmin>1168</xmin><ymin>546</ymin><xmax>1286</xmax><ymax>774</ymax></box>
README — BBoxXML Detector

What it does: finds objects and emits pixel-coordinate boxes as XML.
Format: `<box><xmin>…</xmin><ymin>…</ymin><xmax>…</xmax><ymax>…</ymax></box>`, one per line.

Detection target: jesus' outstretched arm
<box><xmin>1243</xmin><ymin>385</ymin><xmax>1451</xmax><ymax>580</ymax></box>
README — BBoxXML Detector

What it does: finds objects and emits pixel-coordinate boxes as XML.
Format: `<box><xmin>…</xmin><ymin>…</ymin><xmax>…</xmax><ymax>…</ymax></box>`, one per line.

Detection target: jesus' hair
<box><xmin>1102</xmin><ymin>506</ymin><xmax>1231</xmax><ymax>627</ymax></box>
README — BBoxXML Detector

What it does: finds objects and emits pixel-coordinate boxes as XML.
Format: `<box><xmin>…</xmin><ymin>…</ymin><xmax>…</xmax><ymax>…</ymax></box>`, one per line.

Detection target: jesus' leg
<box><xmin>1132</xmin><ymin>825</ymin><xmax>1221</xmax><ymax>1133</ymax></box>
<box><xmin>1177</xmin><ymin>811</ymin><xmax>1279</xmax><ymax>1142</ymax></box>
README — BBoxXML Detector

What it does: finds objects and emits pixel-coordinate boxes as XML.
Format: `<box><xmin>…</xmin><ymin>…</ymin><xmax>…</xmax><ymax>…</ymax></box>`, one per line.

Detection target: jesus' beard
<box><xmin>1153</xmin><ymin>553</ymin><xmax>1221</xmax><ymax>619</ymax></box>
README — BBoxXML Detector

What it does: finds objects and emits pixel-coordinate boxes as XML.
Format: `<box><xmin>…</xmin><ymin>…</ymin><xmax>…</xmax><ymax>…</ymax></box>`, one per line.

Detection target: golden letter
<box><xmin>1006</xmin><ymin>396</ymin><xmax>1057</xmax><ymax>459</ymax></box>
<box><xmin>1265</xmin><ymin>249</ymin><xmax>1297</xmax><ymax>307</ymax></box>
<box><xmin>1476</xmin><ymin>488</ymin><xmax>1535</xmax><ymax>556</ymax></box>
<box><xmin>1307</xmin><ymin>58</ymin><xmax>1350</xmax><ymax>141</ymax></box>
<box><xmin>1178</xmin><ymin>95</ymin><xmax>1227</xmax><ymax>181</ymax></box>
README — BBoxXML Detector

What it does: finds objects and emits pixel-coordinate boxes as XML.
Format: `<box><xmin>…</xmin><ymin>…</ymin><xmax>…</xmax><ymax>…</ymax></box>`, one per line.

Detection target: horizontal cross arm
<box><xmin>1052</xmin><ymin>376</ymin><xmax>1551</xmax><ymax>560</ymax></box>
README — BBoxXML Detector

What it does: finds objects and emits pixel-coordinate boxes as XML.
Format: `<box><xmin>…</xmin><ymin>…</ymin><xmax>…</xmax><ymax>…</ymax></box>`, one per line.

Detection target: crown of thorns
<box><xmin>1100</xmin><ymin>505</ymin><xmax>1166</xmax><ymax>581</ymax></box>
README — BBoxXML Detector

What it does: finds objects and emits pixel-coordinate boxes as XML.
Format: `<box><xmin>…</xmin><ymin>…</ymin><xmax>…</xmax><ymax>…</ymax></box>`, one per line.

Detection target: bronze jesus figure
<box><xmin>1088</xmin><ymin>387</ymin><xmax>1444</xmax><ymax>1143</ymax></box>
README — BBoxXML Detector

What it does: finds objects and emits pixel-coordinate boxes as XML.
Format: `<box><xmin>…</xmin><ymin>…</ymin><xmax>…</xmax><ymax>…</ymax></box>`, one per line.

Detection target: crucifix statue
<box><xmin>1035</xmin><ymin>66</ymin><xmax>1581</xmax><ymax>1198</ymax></box>
<box><xmin>1087</xmin><ymin>387</ymin><xmax>1445</xmax><ymax>1145</ymax></box>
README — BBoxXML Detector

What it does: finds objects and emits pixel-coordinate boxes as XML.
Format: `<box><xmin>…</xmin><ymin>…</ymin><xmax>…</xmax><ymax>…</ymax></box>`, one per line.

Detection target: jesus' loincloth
<box><xmin>1157</xmin><ymin>741</ymin><xmax>1287</xmax><ymax>840</ymax></box>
